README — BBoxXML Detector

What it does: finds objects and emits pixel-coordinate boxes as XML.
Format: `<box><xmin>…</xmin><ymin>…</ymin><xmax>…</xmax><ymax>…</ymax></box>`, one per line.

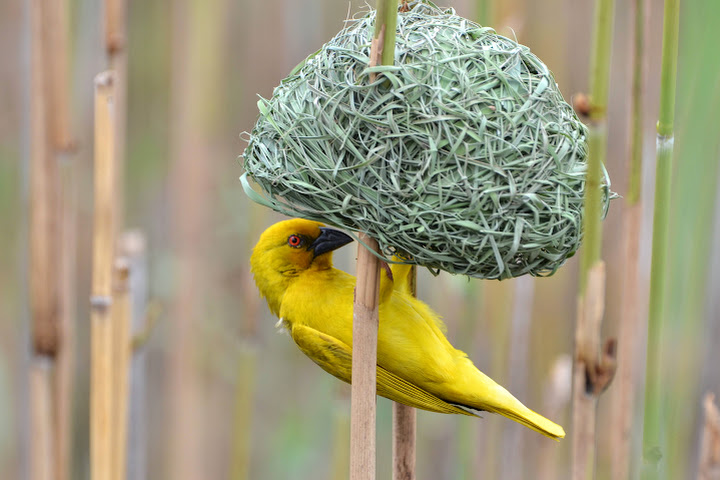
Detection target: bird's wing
<box><xmin>290</xmin><ymin>323</ymin><xmax>475</xmax><ymax>416</ymax></box>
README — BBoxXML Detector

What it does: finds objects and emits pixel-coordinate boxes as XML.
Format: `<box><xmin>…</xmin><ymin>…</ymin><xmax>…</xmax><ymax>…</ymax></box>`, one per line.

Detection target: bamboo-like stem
<box><xmin>122</xmin><ymin>231</ymin><xmax>149</xmax><ymax>480</ymax></box>
<box><xmin>350</xmin><ymin>233</ymin><xmax>381</xmax><ymax>480</ymax></box>
<box><xmin>30</xmin><ymin>2</ymin><xmax>61</xmax><ymax>479</ymax></box>
<box><xmin>482</xmin><ymin>279</ymin><xmax>513</xmax><ymax>479</ymax></box>
<box><xmin>475</xmin><ymin>0</ymin><xmax>494</xmax><ymax>26</ymax></box>
<box><xmin>230</xmin><ymin>345</ymin><xmax>258</xmax><ymax>480</ymax></box>
<box><xmin>385</xmin><ymin>7</ymin><xmax>415</xmax><ymax>475</ymax></box>
<box><xmin>641</xmin><ymin>0</ymin><xmax>680</xmax><ymax>474</ymax></box>
<box><xmin>30</xmin><ymin>360</ymin><xmax>55</xmax><ymax>480</ymax></box>
<box><xmin>91</xmin><ymin>71</ymin><xmax>117</xmax><ymax>480</ymax></box>
<box><xmin>105</xmin><ymin>0</ymin><xmax>126</xmax><ymax>54</ymax></box>
<box><xmin>697</xmin><ymin>393</ymin><xmax>720</xmax><ymax>480</ymax></box>
<box><xmin>578</xmin><ymin>0</ymin><xmax>614</xmax><ymax>291</ymax></box>
<box><xmin>56</xmin><ymin>162</ymin><xmax>77</xmax><ymax>480</ymax></box>
<box><xmin>331</xmin><ymin>387</ymin><xmax>352</xmax><ymax>480</ymax></box>
<box><xmin>501</xmin><ymin>276</ymin><xmax>534</xmax><ymax>480</ymax></box>
<box><xmin>111</xmin><ymin>257</ymin><xmax>131</xmax><ymax>480</ymax></box>
<box><xmin>571</xmin><ymin>0</ymin><xmax>616</xmax><ymax>477</ymax></box>
<box><xmin>572</xmin><ymin>264</ymin><xmax>614</xmax><ymax>480</ymax></box>
<box><xmin>350</xmin><ymin>3</ymin><xmax>398</xmax><ymax>479</ymax></box>
<box><xmin>393</xmin><ymin>268</ymin><xmax>416</xmax><ymax>480</ymax></box>
<box><xmin>609</xmin><ymin>0</ymin><xmax>648</xmax><ymax>477</ymax></box>
<box><xmin>625</xmin><ymin>0</ymin><xmax>648</xmax><ymax>208</ymax></box>
<box><xmin>230</xmin><ymin>209</ymin><xmax>264</xmax><ymax>480</ymax></box>
<box><xmin>537</xmin><ymin>355</ymin><xmax>572</xmax><ymax>480</ymax></box>
<box><xmin>46</xmin><ymin>1</ymin><xmax>76</xmax><ymax>478</ymax></box>
<box><xmin>167</xmin><ymin>0</ymin><xmax>226</xmax><ymax>476</ymax></box>
<box><xmin>30</xmin><ymin>0</ymin><xmax>59</xmax><ymax>360</ymax></box>
<box><xmin>105</xmin><ymin>0</ymin><xmax>127</xmax><ymax>229</ymax></box>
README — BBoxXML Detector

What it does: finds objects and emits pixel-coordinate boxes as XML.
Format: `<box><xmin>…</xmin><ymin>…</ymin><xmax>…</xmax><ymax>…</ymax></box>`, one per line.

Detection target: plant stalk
<box><xmin>572</xmin><ymin>0</ymin><xmax>616</xmax><ymax>477</ymax></box>
<box><xmin>91</xmin><ymin>71</ymin><xmax>117</xmax><ymax>480</ymax></box>
<box><xmin>350</xmin><ymin>3</ymin><xmax>398</xmax><ymax>479</ymax></box>
<box><xmin>641</xmin><ymin>0</ymin><xmax>679</xmax><ymax>475</ymax></box>
<box><xmin>350</xmin><ymin>233</ymin><xmax>381</xmax><ymax>480</ymax></box>
<box><xmin>609</xmin><ymin>0</ymin><xmax>648</xmax><ymax>476</ymax></box>
<box><xmin>392</xmin><ymin>264</ymin><xmax>417</xmax><ymax>480</ymax></box>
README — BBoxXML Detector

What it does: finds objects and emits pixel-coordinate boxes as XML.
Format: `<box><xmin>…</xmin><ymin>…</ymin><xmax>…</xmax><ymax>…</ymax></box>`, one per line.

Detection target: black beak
<box><xmin>309</xmin><ymin>227</ymin><xmax>354</xmax><ymax>257</ymax></box>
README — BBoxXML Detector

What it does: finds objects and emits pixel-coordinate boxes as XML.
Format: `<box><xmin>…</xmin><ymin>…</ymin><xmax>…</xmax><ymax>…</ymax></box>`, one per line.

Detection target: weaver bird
<box><xmin>251</xmin><ymin>218</ymin><xmax>565</xmax><ymax>439</ymax></box>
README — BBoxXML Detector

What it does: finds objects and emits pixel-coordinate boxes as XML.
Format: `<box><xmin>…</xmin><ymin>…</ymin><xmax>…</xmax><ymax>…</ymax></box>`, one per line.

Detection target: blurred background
<box><xmin>1</xmin><ymin>0</ymin><xmax>719</xmax><ymax>479</ymax></box>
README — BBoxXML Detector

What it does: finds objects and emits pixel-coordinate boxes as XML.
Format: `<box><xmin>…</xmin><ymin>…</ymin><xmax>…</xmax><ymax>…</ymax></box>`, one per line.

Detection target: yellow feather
<box><xmin>251</xmin><ymin>219</ymin><xmax>565</xmax><ymax>439</ymax></box>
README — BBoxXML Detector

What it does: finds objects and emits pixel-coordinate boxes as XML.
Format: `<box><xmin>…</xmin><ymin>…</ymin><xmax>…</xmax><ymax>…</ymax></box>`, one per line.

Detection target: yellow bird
<box><xmin>250</xmin><ymin>218</ymin><xmax>565</xmax><ymax>439</ymax></box>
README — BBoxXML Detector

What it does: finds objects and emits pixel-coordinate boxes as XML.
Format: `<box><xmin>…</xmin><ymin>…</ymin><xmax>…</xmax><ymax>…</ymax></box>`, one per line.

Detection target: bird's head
<box><xmin>250</xmin><ymin>218</ymin><xmax>354</xmax><ymax>315</ymax></box>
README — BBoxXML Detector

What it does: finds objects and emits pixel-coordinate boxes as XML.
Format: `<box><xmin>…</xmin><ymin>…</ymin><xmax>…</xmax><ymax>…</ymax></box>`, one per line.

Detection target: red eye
<box><xmin>288</xmin><ymin>235</ymin><xmax>302</xmax><ymax>247</ymax></box>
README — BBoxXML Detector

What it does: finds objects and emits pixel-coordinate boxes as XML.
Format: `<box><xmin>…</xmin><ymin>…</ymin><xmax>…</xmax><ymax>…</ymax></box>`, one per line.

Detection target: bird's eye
<box><xmin>288</xmin><ymin>234</ymin><xmax>303</xmax><ymax>248</ymax></box>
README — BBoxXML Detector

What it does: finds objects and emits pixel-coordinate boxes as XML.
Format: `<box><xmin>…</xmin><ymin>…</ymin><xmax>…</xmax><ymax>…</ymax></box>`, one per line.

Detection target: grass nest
<box><xmin>242</xmin><ymin>1</ymin><xmax>610</xmax><ymax>279</ymax></box>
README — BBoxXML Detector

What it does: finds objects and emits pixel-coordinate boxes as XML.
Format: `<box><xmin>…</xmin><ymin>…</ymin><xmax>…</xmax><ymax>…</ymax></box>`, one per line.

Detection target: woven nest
<box><xmin>242</xmin><ymin>2</ymin><xmax>610</xmax><ymax>279</ymax></box>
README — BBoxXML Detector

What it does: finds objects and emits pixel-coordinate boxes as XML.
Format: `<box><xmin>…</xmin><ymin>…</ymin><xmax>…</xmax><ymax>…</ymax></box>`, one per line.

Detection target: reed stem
<box><xmin>350</xmin><ymin>3</ymin><xmax>398</xmax><ymax>479</ymax></box>
<box><xmin>30</xmin><ymin>1</ymin><xmax>63</xmax><ymax>478</ymax></box>
<box><xmin>572</xmin><ymin>0</ymin><xmax>616</xmax><ymax>477</ymax></box>
<box><xmin>609</xmin><ymin>0</ymin><xmax>648</xmax><ymax>476</ymax></box>
<box><xmin>392</xmin><ymin>264</ymin><xmax>417</xmax><ymax>480</ymax></box>
<box><xmin>697</xmin><ymin>393</ymin><xmax>720</xmax><ymax>479</ymax></box>
<box><xmin>111</xmin><ymin>257</ymin><xmax>131</xmax><ymax>480</ymax></box>
<box><xmin>350</xmin><ymin>233</ymin><xmax>381</xmax><ymax>480</ymax></box>
<box><xmin>475</xmin><ymin>0</ymin><xmax>494</xmax><ymax>26</ymax></box>
<box><xmin>30</xmin><ymin>359</ymin><xmax>55</xmax><ymax>480</ymax></box>
<box><xmin>641</xmin><ymin>0</ymin><xmax>679</xmax><ymax>475</ymax></box>
<box><xmin>91</xmin><ymin>71</ymin><xmax>117</xmax><ymax>480</ymax></box>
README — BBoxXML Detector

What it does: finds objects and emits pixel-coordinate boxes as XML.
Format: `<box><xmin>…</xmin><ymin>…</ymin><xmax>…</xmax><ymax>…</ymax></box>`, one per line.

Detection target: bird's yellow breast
<box><xmin>279</xmin><ymin>266</ymin><xmax>461</xmax><ymax>389</ymax></box>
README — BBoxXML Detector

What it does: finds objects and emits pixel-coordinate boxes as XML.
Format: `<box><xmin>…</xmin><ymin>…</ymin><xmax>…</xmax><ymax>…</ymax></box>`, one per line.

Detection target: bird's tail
<box><xmin>460</xmin><ymin>368</ymin><xmax>565</xmax><ymax>440</ymax></box>
<box><xmin>482</xmin><ymin>401</ymin><xmax>565</xmax><ymax>440</ymax></box>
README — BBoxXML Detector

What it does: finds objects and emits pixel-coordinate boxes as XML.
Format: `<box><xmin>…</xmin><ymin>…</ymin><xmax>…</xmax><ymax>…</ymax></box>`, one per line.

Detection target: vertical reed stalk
<box><xmin>230</xmin><ymin>345</ymin><xmax>257</xmax><ymax>480</ymax></box>
<box><xmin>30</xmin><ymin>360</ymin><xmax>55</xmax><ymax>480</ymax></box>
<box><xmin>697</xmin><ymin>393</ymin><xmax>720</xmax><ymax>479</ymax></box>
<box><xmin>537</xmin><ymin>355</ymin><xmax>572</xmax><ymax>480</ymax></box>
<box><xmin>641</xmin><ymin>0</ymin><xmax>680</xmax><ymax>474</ymax></box>
<box><xmin>29</xmin><ymin>0</ymin><xmax>59</xmax><ymax>366</ymax></box>
<box><xmin>122</xmin><ymin>231</ymin><xmax>149</xmax><ymax>480</ymax></box>
<box><xmin>331</xmin><ymin>387</ymin><xmax>352</xmax><ymax>480</ymax></box>
<box><xmin>609</xmin><ymin>0</ymin><xmax>648</xmax><ymax>476</ymax></box>
<box><xmin>168</xmin><ymin>0</ymin><xmax>226</xmax><ymax>476</ymax></box>
<box><xmin>350</xmin><ymin>3</ymin><xmax>398</xmax><ymax>479</ymax></box>
<box><xmin>91</xmin><ymin>71</ymin><xmax>117</xmax><ymax>480</ymax></box>
<box><xmin>501</xmin><ymin>276</ymin><xmax>534</xmax><ymax>480</ymax></box>
<box><xmin>111</xmin><ymin>257</ymin><xmax>131</xmax><ymax>480</ymax></box>
<box><xmin>44</xmin><ymin>0</ymin><xmax>76</xmax><ymax>478</ymax></box>
<box><xmin>231</xmin><ymin>208</ymin><xmax>263</xmax><ymax>480</ymax></box>
<box><xmin>392</xmin><ymin>264</ymin><xmax>417</xmax><ymax>480</ymax></box>
<box><xmin>105</xmin><ymin>0</ymin><xmax>127</xmax><ymax>224</ymax></box>
<box><xmin>29</xmin><ymin>1</ymin><xmax>61</xmax><ymax>479</ymax></box>
<box><xmin>350</xmin><ymin>234</ymin><xmax>381</xmax><ymax>480</ymax></box>
<box><xmin>571</xmin><ymin>0</ymin><xmax>616</xmax><ymax>477</ymax></box>
<box><xmin>482</xmin><ymin>279</ymin><xmax>513</xmax><ymax>479</ymax></box>
<box><xmin>475</xmin><ymin>0</ymin><xmax>494</xmax><ymax>26</ymax></box>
